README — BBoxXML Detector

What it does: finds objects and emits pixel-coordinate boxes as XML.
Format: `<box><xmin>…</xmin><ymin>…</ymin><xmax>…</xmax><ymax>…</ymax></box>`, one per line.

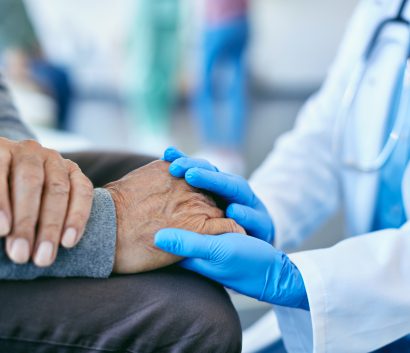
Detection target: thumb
<box><xmin>155</xmin><ymin>228</ymin><xmax>213</xmax><ymax>259</ymax></box>
<box><xmin>179</xmin><ymin>258</ymin><xmax>211</xmax><ymax>274</ymax></box>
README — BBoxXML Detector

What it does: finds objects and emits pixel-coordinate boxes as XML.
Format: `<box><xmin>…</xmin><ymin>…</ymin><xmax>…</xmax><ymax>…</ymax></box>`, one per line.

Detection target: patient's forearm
<box><xmin>0</xmin><ymin>74</ymin><xmax>117</xmax><ymax>279</ymax></box>
<box><xmin>0</xmin><ymin>189</ymin><xmax>117</xmax><ymax>280</ymax></box>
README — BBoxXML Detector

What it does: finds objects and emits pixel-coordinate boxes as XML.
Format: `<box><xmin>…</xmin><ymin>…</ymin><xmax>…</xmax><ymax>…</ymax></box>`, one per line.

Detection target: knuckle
<box><xmin>151</xmin><ymin>160</ymin><xmax>169</xmax><ymax>172</ymax></box>
<box><xmin>20</xmin><ymin>139</ymin><xmax>40</xmax><ymax>149</ymax></box>
<box><xmin>233</xmin><ymin>223</ymin><xmax>246</xmax><ymax>235</ymax></box>
<box><xmin>41</xmin><ymin>222</ymin><xmax>62</xmax><ymax>237</ymax></box>
<box><xmin>15</xmin><ymin>215</ymin><xmax>36</xmax><ymax>232</ymax></box>
<box><xmin>17</xmin><ymin>170</ymin><xmax>44</xmax><ymax>187</ymax></box>
<box><xmin>79</xmin><ymin>174</ymin><xmax>94</xmax><ymax>192</ymax></box>
<box><xmin>0</xmin><ymin>137</ymin><xmax>12</xmax><ymax>146</ymax></box>
<box><xmin>48</xmin><ymin>178</ymin><xmax>70</xmax><ymax>196</ymax></box>
<box><xmin>76</xmin><ymin>182</ymin><xmax>94</xmax><ymax>199</ymax></box>
<box><xmin>65</xmin><ymin>159</ymin><xmax>80</xmax><ymax>171</ymax></box>
<box><xmin>225</xmin><ymin>219</ymin><xmax>240</xmax><ymax>233</ymax></box>
<box><xmin>17</xmin><ymin>153</ymin><xmax>43</xmax><ymax>168</ymax></box>
<box><xmin>0</xmin><ymin>149</ymin><xmax>11</xmax><ymax>164</ymax></box>
<box><xmin>45</xmin><ymin>148</ymin><xmax>61</xmax><ymax>159</ymax></box>
<box><xmin>21</xmin><ymin>151</ymin><xmax>42</xmax><ymax>163</ymax></box>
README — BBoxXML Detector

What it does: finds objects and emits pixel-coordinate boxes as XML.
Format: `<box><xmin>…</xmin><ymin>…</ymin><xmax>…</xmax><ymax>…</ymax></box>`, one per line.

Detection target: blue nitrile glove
<box><xmin>163</xmin><ymin>147</ymin><xmax>275</xmax><ymax>244</ymax></box>
<box><xmin>155</xmin><ymin>229</ymin><xmax>309</xmax><ymax>310</ymax></box>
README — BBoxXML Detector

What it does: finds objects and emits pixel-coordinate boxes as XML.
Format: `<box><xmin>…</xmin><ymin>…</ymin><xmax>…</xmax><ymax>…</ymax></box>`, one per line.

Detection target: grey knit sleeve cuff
<box><xmin>0</xmin><ymin>188</ymin><xmax>117</xmax><ymax>280</ymax></box>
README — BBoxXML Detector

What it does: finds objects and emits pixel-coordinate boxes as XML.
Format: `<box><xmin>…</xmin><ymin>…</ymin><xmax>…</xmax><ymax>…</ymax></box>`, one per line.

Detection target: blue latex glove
<box><xmin>163</xmin><ymin>147</ymin><xmax>275</xmax><ymax>244</ymax></box>
<box><xmin>155</xmin><ymin>229</ymin><xmax>309</xmax><ymax>310</ymax></box>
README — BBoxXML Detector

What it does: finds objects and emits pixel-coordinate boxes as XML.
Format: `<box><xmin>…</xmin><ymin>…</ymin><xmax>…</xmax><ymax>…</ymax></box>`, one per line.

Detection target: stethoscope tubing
<box><xmin>335</xmin><ymin>0</ymin><xmax>410</xmax><ymax>173</ymax></box>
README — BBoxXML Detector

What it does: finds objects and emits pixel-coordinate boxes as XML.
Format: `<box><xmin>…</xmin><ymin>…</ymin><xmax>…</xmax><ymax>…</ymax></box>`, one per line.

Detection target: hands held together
<box><xmin>105</xmin><ymin>160</ymin><xmax>245</xmax><ymax>273</ymax></box>
<box><xmin>156</xmin><ymin>147</ymin><xmax>309</xmax><ymax>310</ymax></box>
<box><xmin>0</xmin><ymin>137</ymin><xmax>309</xmax><ymax>310</ymax></box>
<box><xmin>0</xmin><ymin>139</ymin><xmax>244</xmax><ymax>274</ymax></box>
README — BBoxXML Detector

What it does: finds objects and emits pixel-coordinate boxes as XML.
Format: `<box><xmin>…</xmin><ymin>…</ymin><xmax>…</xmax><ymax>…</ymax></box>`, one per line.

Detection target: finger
<box><xmin>61</xmin><ymin>161</ymin><xmax>94</xmax><ymax>248</ymax></box>
<box><xmin>155</xmin><ymin>228</ymin><xmax>214</xmax><ymax>259</ymax></box>
<box><xmin>163</xmin><ymin>146</ymin><xmax>187</xmax><ymax>162</ymax></box>
<box><xmin>169</xmin><ymin>157</ymin><xmax>218</xmax><ymax>178</ymax></box>
<box><xmin>185</xmin><ymin>168</ymin><xmax>257</xmax><ymax>207</ymax></box>
<box><xmin>226</xmin><ymin>203</ymin><xmax>274</xmax><ymax>241</ymax></box>
<box><xmin>7</xmin><ymin>151</ymin><xmax>44</xmax><ymax>264</ymax></box>
<box><xmin>0</xmin><ymin>150</ymin><xmax>12</xmax><ymax>236</ymax></box>
<box><xmin>34</xmin><ymin>157</ymin><xmax>70</xmax><ymax>267</ymax></box>
<box><xmin>203</xmin><ymin>218</ymin><xmax>246</xmax><ymax>235</ymax></box>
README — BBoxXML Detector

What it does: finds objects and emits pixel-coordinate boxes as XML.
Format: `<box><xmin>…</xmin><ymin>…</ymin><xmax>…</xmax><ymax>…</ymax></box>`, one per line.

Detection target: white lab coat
<box><xmin>250</xmin><ymin>0</ymin><xmax>410</xmax><ymax>352</ymax></box>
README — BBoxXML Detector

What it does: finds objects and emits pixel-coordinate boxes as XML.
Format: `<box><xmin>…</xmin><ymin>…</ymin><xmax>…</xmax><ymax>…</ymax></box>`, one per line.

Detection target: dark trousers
<box><xmin>0</xmin><ymin>152</ymin><xmax>242</xmax><ymax>353</ymax></box>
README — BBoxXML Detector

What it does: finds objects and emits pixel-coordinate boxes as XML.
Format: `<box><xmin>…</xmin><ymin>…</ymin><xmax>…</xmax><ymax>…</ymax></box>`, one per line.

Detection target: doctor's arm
<box><xmin>276</xmin><ymin>226</ymin><xmax>410</xmax><ymax>353</ymax></box>
<box><xmin>247</xmin><ymin>0</ymin><xmax>381</xmax><ymax>251</ymax></box>
<box><xmin>163</xmin><ymin>1</ymin><xmax>376</xmax><ymax>253</ymax></box>
<box><xmin>163</xmin><ymin>53</ymin><xmax>347</xmax><ymax>252</ymax></box>
<box><xmin>155</xmin><ymin>222</ymin><xmax>410</xmax><ymax>353</ymax></box>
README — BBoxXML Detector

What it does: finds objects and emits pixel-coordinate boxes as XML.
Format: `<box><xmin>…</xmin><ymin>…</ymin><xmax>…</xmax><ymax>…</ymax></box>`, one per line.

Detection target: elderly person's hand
<box><xmin>105</xmin><ymin>160</ymin><xmax>245</xmax><ymax>273</ymax></box>
<box><xmin>0</xmin><ymin>138</ymin><xmax>93</xmax><ymax>267</ymax></box>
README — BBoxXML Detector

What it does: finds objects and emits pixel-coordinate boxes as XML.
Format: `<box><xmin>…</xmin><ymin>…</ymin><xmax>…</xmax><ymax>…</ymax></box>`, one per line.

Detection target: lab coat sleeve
<box><xmin>275</xmin><ymin>225</ymin><xmax>410</xmax><ymax>353</ymax></box>
<box><xmin>249</xmin><ymin>0</ymin><xmax>384</xmax><ymax>251</ymax></box>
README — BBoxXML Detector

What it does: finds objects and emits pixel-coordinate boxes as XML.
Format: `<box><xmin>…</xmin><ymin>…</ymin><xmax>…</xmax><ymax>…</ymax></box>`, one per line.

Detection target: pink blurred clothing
<box><xmin>205</xmin><ymin>0</ymin><xmax>248</xmax><ymax>26</ymax></box>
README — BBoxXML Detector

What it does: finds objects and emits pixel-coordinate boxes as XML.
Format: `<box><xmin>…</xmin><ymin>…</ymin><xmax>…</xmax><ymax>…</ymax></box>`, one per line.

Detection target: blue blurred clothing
<box><xmin>372</xmin><ymin>70</ymin><xmax>410</xmax><ymax>351</ymax></box>
<box><xmin>30</xmin><ymin>60</ymin><xmax>73</xmax><ymax>130</ymax></box>
<box><xmin>196</xmin><ymin>15</ymin><xmax>249</xmax><ymax>149</ymax></box>
<box><xmin>373</xmin><ymin>63</ymin><xmax>409</xmax><ymax>231</ymax></box>
<box><xmin>373</xmin><ymin>139</ymin><xmax>409</xmax><ymax>230</ymax></box>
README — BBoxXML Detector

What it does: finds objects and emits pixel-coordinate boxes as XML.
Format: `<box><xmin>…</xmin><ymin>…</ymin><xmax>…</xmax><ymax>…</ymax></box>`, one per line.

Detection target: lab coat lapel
<box><xmin>344</xmin><ymin>23</ymin><xmax>410</xmax><ymax>235</ymax></box>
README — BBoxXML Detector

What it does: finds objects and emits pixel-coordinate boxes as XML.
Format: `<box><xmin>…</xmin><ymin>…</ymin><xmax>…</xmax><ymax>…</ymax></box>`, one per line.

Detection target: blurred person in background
<box><xmin>2</xmin><ymin>47</ymin><xmax>57</xmax><ymax>128</ymax></box>
<box><xmin>194</xmin><ymin>0</ymin><xmax>249</xmax><ymax>175</ymax></box>
<box><xmin>127</xmin><ymin>0</ymin><xmax>181</xmax><ymax>155</ymax></box>
<box><xmin>0</xmin><ymin>0</ymin><xmax>73</xmax><ymax>131</ymax></box>
<box><xmin>29</xmin><ymin>46</ymin><xmax>73</xmax><ymax>131</ymax></box>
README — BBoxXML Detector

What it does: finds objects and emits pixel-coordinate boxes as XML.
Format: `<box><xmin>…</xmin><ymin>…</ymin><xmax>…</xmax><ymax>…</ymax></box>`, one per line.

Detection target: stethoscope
<box><xmin>334</xmin><ymin>0</ymin><xmax>410</xmax><ymax>173</ymax></box>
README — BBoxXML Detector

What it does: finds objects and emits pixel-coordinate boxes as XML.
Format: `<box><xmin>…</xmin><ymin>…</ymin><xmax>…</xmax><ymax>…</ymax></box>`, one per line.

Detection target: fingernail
<box><xmin>34</xmin><ymin>241</ymin><xmax>54</xmax><ymax>267</ymax></box>
<box><xmin>164</xmin><ymin>148</ymin><xmax>177</xmax><ymax>161</ymax></box>
<box><xmin>0</xmin><ymin>211</ymin><xmax>10</xmax><ymax>236</ymax></box>
<box><xmin>170</xmin><ymin>164</ymin><xmax>184</xmax><ymax>177</ymax></box>
<box><xmin>232</xmin><ymin>206</ymin><xmax>245</xmax><ymax>220</ymax></box>
<box><xmin>154</xmin><ymin>231</ymin><xmax>170</xmax><ymax>249</ymax></box>
<box><xmin>61</xmin><ymin>228</ymin><xmax>77</xmax><ymax>248</ymax></box>
<box><xmin>9</xmin><ymin>238</ymin><xmax>30</xmax><ymax>264</ymax></box>
<box><xmin>185</xmin><ymin>169</ymin><xmax>197</xmax><ymax>180</ymax></box>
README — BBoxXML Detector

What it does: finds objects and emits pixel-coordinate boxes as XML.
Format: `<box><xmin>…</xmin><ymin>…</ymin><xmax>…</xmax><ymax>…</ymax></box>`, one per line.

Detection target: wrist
<box><xmin>264</xmin><ymin>253</ymin><xmax>310</xmax><ymax>311</ymax></box>
<box><xmin>104</xmin><ymin>186</ymin><xmax>124</xmax><ymax>273</ymax></box>
<box><xmin>289</xmin><ymin>260</ymin><xmax>310</xmax><ymax>311</ymax></box>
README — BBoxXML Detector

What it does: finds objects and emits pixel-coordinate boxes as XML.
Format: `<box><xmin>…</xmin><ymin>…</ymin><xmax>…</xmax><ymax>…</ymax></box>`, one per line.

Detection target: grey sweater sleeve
<box><xmin>0</xmin><ymin>189</ymin><xmax>116</xmax><ymax>279</ymax></box>
<box><xmin>0</xmin><ymin>74</ymin><xmax>117</xmax><ymax>279</ymax></box>
<box><xmin>0</xmin><ymin>74</ymin><xmax>36</xmax><ymax>141</ymax></box>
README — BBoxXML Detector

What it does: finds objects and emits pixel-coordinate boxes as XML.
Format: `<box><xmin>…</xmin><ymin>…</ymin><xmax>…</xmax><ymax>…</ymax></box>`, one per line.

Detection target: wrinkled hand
<box><xmin>163</xmin><ymin>147</ymin><xmax>275</xmax><ymax>244</ymax></box>
<box><xmin>0</xmin><ymin>138</ymin><xmax>94</xmax><ymax>267</ymax></box>
<box><xmin>105</xmin><ymin>160</ymin><xmax>245</xmax><ymax>274</ymax></box>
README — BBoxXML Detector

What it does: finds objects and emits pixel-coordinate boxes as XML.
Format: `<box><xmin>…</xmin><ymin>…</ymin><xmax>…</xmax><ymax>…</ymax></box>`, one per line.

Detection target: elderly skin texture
<box><xmin>105</xmin><ymin>160</ymin><xmax>245</xmax><ymax>273</ymax></box>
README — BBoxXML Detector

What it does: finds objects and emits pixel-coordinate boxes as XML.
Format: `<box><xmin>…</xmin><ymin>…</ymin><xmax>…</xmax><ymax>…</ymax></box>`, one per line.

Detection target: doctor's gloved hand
<box><xmin>163</xmin><ymin>147</ymin><xmax>275</xmax><ymax>244</ymax></box>
<box><xmin>155</xmin><ymin>229</ymin><xmax>309</xmax><ymax>310</ymax></box>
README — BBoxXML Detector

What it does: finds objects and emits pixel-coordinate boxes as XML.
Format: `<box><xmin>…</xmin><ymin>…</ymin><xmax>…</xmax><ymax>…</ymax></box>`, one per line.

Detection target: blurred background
<box><xmin>0</xmin><ymin>0</ymin><xmax>359</xmax><ymax>347</ymax></box>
